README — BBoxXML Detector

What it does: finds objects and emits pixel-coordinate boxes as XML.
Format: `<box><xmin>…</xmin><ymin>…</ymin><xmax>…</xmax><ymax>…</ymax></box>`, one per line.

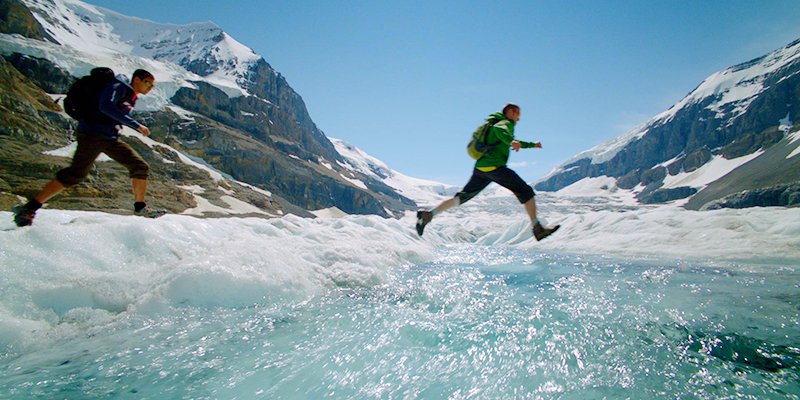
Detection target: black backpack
<box><xmin>63</xmin><ymin>67</ymin><xmax>116</xmax><ymax>120</ymax></box>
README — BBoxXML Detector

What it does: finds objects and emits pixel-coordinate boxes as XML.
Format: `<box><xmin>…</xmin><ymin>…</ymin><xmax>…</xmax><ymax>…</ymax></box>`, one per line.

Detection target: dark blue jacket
<box><xmin>77</xmin><ymin>75</ymin><xmax>142</xmax><ymax>139</ymax></box>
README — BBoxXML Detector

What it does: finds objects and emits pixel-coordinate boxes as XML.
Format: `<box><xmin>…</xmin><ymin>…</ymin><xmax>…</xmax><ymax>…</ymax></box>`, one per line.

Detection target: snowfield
<box><xmin>3</xmin><ymin>175</ymin><xmax>799</xmax><ymax>353</ymax></box>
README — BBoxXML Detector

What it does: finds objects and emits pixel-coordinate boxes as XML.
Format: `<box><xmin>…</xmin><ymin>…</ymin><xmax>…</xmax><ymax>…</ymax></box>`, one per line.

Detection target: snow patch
<box><xmin>662</xmin><ymin>152</ymin><xmax>763</xmax><ymax>190</ymax></box>
<box><xmin>311</xmin><ymin>207</ymin><xmax>348</xmax><ymax>219</ymax></box>
<box><xmin>330</xmin><ymin>137</ymin><xmax>457</xmax><ymax>205</ymax></box>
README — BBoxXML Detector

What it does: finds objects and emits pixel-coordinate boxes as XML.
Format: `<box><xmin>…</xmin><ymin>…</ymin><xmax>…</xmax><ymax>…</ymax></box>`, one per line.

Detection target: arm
<box><xmin>493</xmin><ymin>121</ymin><xmax>541</xmax><ymax>151</ymax></box>
<box><xmin>517</xmin><ymin>140</ymin><xmax>541</xmax><ymax>149</ymax></box>
<box><xmin>98</xmin><ymin>82</ymin><xmax>143</xmax><ymax>131</ymax></box>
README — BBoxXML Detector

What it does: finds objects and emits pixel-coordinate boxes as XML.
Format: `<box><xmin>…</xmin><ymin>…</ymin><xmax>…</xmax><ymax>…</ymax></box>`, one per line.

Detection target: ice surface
<box><xmin>1</xmin><ymin>179</ymin><xmax>799</xmax><ymax>397</ymax></box>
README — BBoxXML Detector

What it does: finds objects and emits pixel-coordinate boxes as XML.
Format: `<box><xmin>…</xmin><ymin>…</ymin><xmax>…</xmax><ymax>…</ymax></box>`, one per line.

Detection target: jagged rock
<box><xmin>703</xmin><ymin>182</ymin><xmax>800</xmax><ymax>209</ymax></box>
<box><xmin>720</xmin><ymin>128</ymin><xmax>784</xmax><ymax>159</ymax></box>
<box><xmin>666</xmin><ymin>156</ymin><xmax>684</xmax><ymax>175</ymax></box>
<box><xmin>641</xmin><ymin>166</ymin><xmax>666</xmax><ymax>186</ymax></box>
<box><xmin>0</xmin><ymin>0</ymin><xmax>53</xmax><ymax>41</ymax></box>
<box><xmin>639</xmin><ymin>186</ymin><xmax>698</xmax><ymax>204</ymax></box>
<box><xmin>3</xmin><ymin>52</ymin><xmax>74</xmax><ymax>93</ymax></box>
<box><xmin>617</xmin><ymin>169</ymin><xmax>642</xmax><ymax>189</ymax></box>
<box><xmin>683</xmin><ymin>148</ymin><xmax>712</xmax><ymax>172</ymax></box>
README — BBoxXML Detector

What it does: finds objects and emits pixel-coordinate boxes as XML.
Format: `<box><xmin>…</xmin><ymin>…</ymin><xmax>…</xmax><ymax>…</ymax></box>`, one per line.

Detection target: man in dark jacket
<box><xmin>12</xmin><ymin>69</ymin><xmax>164</xmax><ymax>227</ymax></box>
<box><xmin>416</xmin><ymin>103</ymin><xmax>560</xmax><ymax>241</ymax></box>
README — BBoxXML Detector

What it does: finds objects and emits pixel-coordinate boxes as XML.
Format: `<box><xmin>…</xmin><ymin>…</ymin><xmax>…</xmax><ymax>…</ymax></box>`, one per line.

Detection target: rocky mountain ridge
<box><xmin>536</xmin><ymin>38</ymin><xmax>800</xmax><ymax>210</ymax></box>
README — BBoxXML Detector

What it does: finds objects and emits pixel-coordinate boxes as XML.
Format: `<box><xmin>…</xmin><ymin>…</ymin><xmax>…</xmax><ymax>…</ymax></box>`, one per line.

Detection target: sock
<box><xmin>134</xmin><ymin>202</ymin><xmax>146</xmax><ymax>212</ymax></box>
<box><xmin>533</xmin><ymin>219</ymin><xmax>541</xmax><ymax>227</ymax></box>
<box><xmin>25</xmin><ymin>199</ymin><xmax>42</xmax><ymax>211</ymax></box>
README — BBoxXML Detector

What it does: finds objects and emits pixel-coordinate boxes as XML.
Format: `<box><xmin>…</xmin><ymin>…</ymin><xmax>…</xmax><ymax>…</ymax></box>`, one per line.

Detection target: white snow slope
<box><xmin>2</xmin><ymin>179</ymin><xmax>798</xmax><ymax>352</ymax></box>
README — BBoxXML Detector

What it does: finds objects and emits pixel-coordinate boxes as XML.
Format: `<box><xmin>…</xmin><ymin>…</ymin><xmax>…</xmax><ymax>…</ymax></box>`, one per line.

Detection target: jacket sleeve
<box><xmin>491</xmin><ymin>123</ymin><xmax>537</xmax><ymax>147</ymax></box>
<box><xmin>490</xmin><ymin>123</ymin><xmax>515</xmax><ymax>146</ymax></box>
<box><xmin>98</xmin><ymin>83</ymin><xmax>142</xmax><ymax>130</ymax></box>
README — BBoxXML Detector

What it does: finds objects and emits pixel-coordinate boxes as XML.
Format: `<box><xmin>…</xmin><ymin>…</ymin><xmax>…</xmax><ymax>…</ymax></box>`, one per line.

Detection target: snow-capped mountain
<box><xmin>0</xmin><ymin>0</ymin><xmax>442</xmax><ymax>217</ymax></box>
<box><xmin>537</xmin><ymin>38</ymin><xmax>800</xmax><ymax>209</ymax></box>
<box><xmin>330</xmin><ymin>137</ymin><xmax>458</xmax><ymax>206</ymax></box>
<box><xmin>22</xmin><ymin>0</ymin><xmax>259</xmax><ymax>98</ymax></box>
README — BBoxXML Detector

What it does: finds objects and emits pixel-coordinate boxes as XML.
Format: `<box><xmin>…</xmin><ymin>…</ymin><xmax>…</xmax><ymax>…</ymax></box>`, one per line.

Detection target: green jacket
<box><xmin>475</xmin><ymin>112</ymin><xmax>537</xmax><ymax>169</ymax></box>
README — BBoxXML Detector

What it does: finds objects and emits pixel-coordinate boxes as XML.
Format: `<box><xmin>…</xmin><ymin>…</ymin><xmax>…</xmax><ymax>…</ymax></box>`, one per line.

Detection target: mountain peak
<box><xmin>22</xmin><ymin>0</ymin><xmax>260</xmax><ymax>96</ymax></box>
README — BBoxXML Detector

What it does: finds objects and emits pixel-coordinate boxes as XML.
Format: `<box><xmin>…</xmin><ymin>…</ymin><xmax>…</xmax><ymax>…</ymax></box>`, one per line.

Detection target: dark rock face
<box><xmin>169</xmin><ymin>79</ymin><xmax>414</xmax><ymax>216</ymax></box>
<box><xmin>683</xmin><ymin>148</ymin><xmax>712</xmax><ymax>173</ymax></box>
<box><xmin>638</xmin><ymin>186</ymin><xmax>698</xmax><ymax>204</ymax></box>
<box><xmin>2</xmin><ymin>52</ymin><xmax>74</xmax><ymax>93</ymax></box>
<box><xmin>0</xmin><ymin>0</ymin><xmax>54</xmax><ymax>42</ymax></box>
<box><xmin>535</xmin><ymin>40</ymin><xmax>800</xmax><ymax>209</ymax></box>
<box><xmin>703</xmin><ymin>183</ymin><xmax>800</xmax><ymax>209</ymax></box>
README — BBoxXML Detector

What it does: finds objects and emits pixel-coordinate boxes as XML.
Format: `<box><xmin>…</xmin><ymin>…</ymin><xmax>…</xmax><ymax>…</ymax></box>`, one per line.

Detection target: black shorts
<box><xmin>455</xmin><ymin>167</ymin><xmax>535</xmax><ymax>205</ymax></box>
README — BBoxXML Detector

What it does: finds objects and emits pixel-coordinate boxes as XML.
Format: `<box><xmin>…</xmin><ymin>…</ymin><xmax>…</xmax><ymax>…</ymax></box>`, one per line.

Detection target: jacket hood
<box><xmin>487</xmin><ymin>112</ymin><xmax>508</xmax><ymax>122</ymax></box>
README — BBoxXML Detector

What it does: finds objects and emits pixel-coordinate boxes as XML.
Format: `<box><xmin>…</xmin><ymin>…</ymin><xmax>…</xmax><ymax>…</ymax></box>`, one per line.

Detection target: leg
<box><xmin>132</xmin><ymin>178</ymin><xmax>146</xmax><ymax>203</ymax></box>
<box><xmin>102</xmin><ymin>139</ymin><xmax>149</xmax><ymax>206</ymax></box>
<box><xmin>417</xmin><ymin>170</ymin><xmax>491</xmax><ymax>236</ymax></box>
<box><xmin>34</xmin><ymin>179</ymin><xmax>66</xmax><ymax>204</ymax></box>
<box><xmin>523</xmin><ymin>197</ymin><xmax>538</xmax><ymax>224</ymax></box>
<box><xmin>484</xmin><ymin>167</ymin><xmax>559</xmax><ymax>241</ymax></box>
<box><xmin>484</xmin><ymin>167</ymin><xmax>536</xmax><ymax>222</ymax></box>
<box><xmin>13</xmin><ymin>133</ymin><xmax>104</xmax><ymax>226</ymax></box>
<box><xmin>433</xmin><ymin>197</ymin><xmax>460</xmax><ymax>215</ymax></box>
<box><xmin>41</xmin><ymin>132</ymin><xmax>106</xmax><ymax>202</ymax></box>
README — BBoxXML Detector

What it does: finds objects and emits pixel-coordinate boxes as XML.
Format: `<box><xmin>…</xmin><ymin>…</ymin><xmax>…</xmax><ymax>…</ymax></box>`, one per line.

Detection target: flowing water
<box><xmin>2</xmin><ymin>243</ymin><xmax>798</xmax><ymax>399</ymax></box>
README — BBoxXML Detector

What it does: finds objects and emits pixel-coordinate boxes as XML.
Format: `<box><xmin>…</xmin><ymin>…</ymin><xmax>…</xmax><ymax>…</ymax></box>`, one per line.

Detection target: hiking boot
<box><xmin>416</xmin><ymin>210</ymin><xmax>433</xmax><ymax>236</ymax></box>
<box><xmin>12</xmin><ymin>204</ymin><xmax>37</xmax><ymax>227</ymax></box>
<box><xmin>134</xmin><ymin>206</ymin><xmax>167</xmax><ymax>219</ymax></box>
<box><xmin>533</xmin><ymin>222</ymin><xmax>560</xmax><ymax>241</ymax></box>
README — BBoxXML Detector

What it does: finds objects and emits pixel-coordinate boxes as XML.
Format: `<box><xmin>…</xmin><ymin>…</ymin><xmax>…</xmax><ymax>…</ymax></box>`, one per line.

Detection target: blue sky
<box><xmin>86</xmin><ymin>0</ymin><xmax>800</xmax><ymax>186</ymax></box>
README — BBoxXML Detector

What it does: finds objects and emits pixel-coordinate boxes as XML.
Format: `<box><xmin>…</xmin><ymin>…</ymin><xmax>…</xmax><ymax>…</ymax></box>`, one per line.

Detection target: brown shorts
<box><xmin>55</xmin><ymin>131</ymin><xmax>149</xmax><ymax>186</ymax></box>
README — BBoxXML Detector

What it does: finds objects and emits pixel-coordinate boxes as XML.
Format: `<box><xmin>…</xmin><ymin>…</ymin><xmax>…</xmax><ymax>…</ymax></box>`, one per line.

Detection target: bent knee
<box><xmin>56</xmin><ymin>168</ymin><xmax>89</xmax><ymax>187</ymax></box>
<box><xmin>515</xmin><ymin>186</ymin><xmax>535</xmax><ymax>204</ymax></box>
<box><xmin>129</xmin><ymin>161</ymin><xmax>149</xmax><ymax>180</ymax></box>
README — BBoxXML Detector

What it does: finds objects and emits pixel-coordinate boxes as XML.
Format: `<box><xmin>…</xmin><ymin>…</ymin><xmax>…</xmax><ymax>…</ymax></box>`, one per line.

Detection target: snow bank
<box><xmin>0</xmin><ymin>211</ymin><xmax>431</xmax><ymax>352</ymax></box>
<box><xmin>422</xmin><ymin>183</ymin><xmax>800</xmax><ymax>262</ymax></box>
<box><xmin>2</xmin><ymin>178</ymin><xmax>799</xmax><ymax>354</ymax></box>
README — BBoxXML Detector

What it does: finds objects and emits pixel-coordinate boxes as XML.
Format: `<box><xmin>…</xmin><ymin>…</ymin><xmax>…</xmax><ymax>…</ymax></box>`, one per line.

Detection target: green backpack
<box><xmin>466</xmin><ymin>117</ymin><xmax>501</xmax><ymax>160</ymax></box>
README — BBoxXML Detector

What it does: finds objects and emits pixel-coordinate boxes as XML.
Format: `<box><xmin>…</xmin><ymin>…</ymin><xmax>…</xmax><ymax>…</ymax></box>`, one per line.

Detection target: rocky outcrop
<box><xmin>0</xmin><ymin>0</ymin><xmax>53</xmax><ymax>42</ymax></box>
<box><xmin>169</xmin><ymin>80</ymin><xmax>414</xmax><ymax>216</ymax></box>
<box><xmin>2</xmin><ymin>52</ymin><xmax>73</xmax><ymax>93</ymax></box>
<box><xmin>639</xmin><ymin>186</ymin><xmax>698</xmax><ymax>204</ymax></box>
<box><xmin>703</xmin><ymin>183</ymin><xmax>800</xmax><ymax>209</ymax></box>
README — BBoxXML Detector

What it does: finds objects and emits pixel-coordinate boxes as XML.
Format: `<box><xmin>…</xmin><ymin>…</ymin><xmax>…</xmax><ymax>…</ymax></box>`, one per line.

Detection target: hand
<box><xmin>511</xmin><ymin>140</ymin><xmax>522</xmax><ymax>152</ymax></box>
<box><xmin>137</xmin><ymin>125</ymin><xmax>151</xmax><ymax>136</ymax></box>
<box><xmin>533</xmin><ymin>142</ymin><xmax>542</xmax><ymax>148</ymax></box>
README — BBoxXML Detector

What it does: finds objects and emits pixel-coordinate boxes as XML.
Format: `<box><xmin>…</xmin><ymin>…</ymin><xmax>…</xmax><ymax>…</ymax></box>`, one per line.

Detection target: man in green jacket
<box><xmin>416</xmin><ymin>103</ymin><xmax>560</xmax><ymax>241</ymax></box>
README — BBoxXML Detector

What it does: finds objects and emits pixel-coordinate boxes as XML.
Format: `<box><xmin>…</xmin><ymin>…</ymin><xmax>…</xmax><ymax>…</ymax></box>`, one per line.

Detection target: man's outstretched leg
<box><xmin>416</xmin><ymin>197</ymin><xmax>460</xmax><ymax>236</ymax></box>
<box><xmin>416</xmin><ymin>171</ymin><xmax>490</xmax><ymax>237</ymax></box>
<box><xmin>12</xmin><ymin>179</ymin><xmax>66</xmax><ymax>227</ymax></box>
<box><xmin>131</xmin><ymin>178</ymin><xmax>166</xmax><ymax>218</ymax></box>
<box><xmin>524</xmin><ymin>198</ymin><xmax>560</xmax><ymax>241</ymax></box>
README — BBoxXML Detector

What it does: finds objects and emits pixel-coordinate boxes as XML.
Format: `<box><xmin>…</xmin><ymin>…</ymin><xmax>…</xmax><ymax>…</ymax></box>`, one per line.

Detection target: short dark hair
<box><xmin>502</xmin><ymin>103</ymin><xmax>520</xmax><ymax>114</ymax></box>
<box><xmin>132</xmin><ymin>69</ymin><xmax>154</xmax><ymax>81</ymax></box>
